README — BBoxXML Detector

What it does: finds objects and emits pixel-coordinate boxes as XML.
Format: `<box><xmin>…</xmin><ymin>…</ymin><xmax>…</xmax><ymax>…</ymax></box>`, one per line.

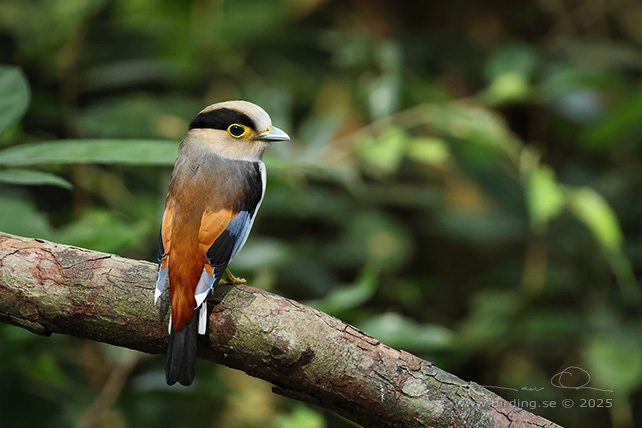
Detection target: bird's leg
<box><xmin>220</xmin><ymin>268</ymin><xmax>246</xmax><ymax>285</ymax></box>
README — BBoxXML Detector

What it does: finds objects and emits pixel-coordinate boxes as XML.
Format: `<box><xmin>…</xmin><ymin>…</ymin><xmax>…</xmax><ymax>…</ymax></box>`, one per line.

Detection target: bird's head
<box><xmin>184</xmin><ymin>100</ymin><xmax>290</xmax><ymax>160</ymax></box>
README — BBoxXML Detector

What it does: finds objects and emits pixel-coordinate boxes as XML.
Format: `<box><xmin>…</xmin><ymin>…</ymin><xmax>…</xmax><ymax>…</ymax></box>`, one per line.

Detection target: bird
<box><xmin>154</xmin><ymin>100</ymin><xmax>289</xmax><ymax>386</ymax></box>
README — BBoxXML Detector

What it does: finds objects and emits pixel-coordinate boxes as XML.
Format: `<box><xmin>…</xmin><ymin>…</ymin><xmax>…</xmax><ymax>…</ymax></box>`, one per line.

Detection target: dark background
<box><xmin>0</xmin><ymin>1</ymin><xmax>640</xmax><ymax>427</ymax></box>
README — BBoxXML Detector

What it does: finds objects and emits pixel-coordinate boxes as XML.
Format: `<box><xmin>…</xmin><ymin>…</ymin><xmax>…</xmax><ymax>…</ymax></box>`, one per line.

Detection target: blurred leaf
<box><xmin>426</xmin><ymin>102</ymin><xmax>520</xmax><ymax>157</ymax></box>
<box><xmin>358</xmin><ymin>312</ymin><xmax>454</xmax><ymax>352</ymax></box>
<box><xmin>57</xmin><ymin>209</ymin><xmax>150</xmax><ymax>253</ymax></box>
<box><xmin>407</xmin><ymin>137</ymin><xmax>449</xmax><ymax>166</ymax></box>
<box><xmin>50</xmin><ymin>0</ymin><xmax>108</xmax><ymax>37</ymax></box>
<box><xmin>275</xmin><ymin>404</ymin><xmax>325</xmax><ymax>428</ymax></box>
<box><xmin>278</xmin><ymin>257</ymin><xmax>336</xmax><ymax>299</ymax></box>
<box><xmin>219</xmin><ymin>0</ymin><xmax>288</xmax><ymax>45</ymax></box>
<box><xmin>231</xmin><ymin>237</ymin><xmax>290</xmax><ymax>271</ymax></box>
<box><xmin>485</xmin><ymin>43</ymin><xmax>538</xmax><ymax>82</ymax></box>
<box><xmin>565</xmin><ymin>186</ymin><xmax>637</xmax><ymax>297</ymax></box>
<box><xmin>0</xmin><ymin>140</ymin><xmax>178</xmax><ymax>167</ymax></box>
<box><xmin>345</xmin><ymin>211</ymin><xmax>413</xmax><ymax>270</ymax></box>
<box><xmin>297</xmin><ymin>111</ymin><xmax>344</xmax><ymax>162</ymax></box>
<box><xmin>540</xmin><ymin>64</ymin><xmax>620</xmax><ymax>99</ymax></box>
<box><xmin>75</xmin><ymin>95</ymin><xmax>196</xmax><ymax>139</ymax></box>
<box><xmin>366</xmin><ymin>40</ymin><xmax>402</xmax><ymax>118</ymax></box>
<box><xmin>540</xmin><ymin>64</ymin><xmax>621</xmax><ymax>123</ymax></box>
<box><xmin>583</xmin><ymin>336</ymin><xmax>642</xmax><ymax>394</ymax></box>
<box><xmin>82</xmin><ymin>59</ymin><xmax>185</xmax><ymax>92</ymax></box>
<box><xmin>482</xmin><ymin>43</ymin><xmax>537</xmax><ymax>104</ymax></box>
<box><xmin>358</xmin><ymin>127</ymin><xmax>408</xmax><ymax>174</ymax></box>
<box><xmin>315</xmin><ymin>266</ymin><xmax>378</xmax><ymax>315</ymax></box>
<box><xmin>552</xmin><ymin>39</ymin><xmax>642</xmax><ymax>72</ymax></box>
<box><xmin>322</xmin><ymin>30</ymin><xmax>371</xmax><ymax>68</ymax></box>
<box><xmin>565</xmin><ymin>187</ymin><xmax>622</xmax><ymax>252</ymax></box>
<box><xmin>526</xmin><ymin>165</ymin><xmax>564</xmax><ymax>232</ymax></box>
<box><xmin>459</xmin><ymin>290</ymin><xmax>520</xmax><ymax>349</ymax></box>
<box><xmin>435</xmin><ymin>209</ymin><xmax>525</xmax><ymax>244</ymax></box>
<box><xmin>483</xmin><ymin>72</ymin><xmax>531</xmax><ymax>104</ymax></box>
<box><xmin>29</xmin><ymin>353</ymin><xmax>70</xmax><ymax>392</ymax></box>
<box><xmin>582</xmin><ymin>85</ymin><xmax>642</xmax><ymax>149</ymax></box>
<box><xmin>0</xmin><ymin>66</ymin><xmax>30</xmax><ymax>135</ymax></box>
<box><xmin>516</xmin><ymin>310</ymin><xmax>583</xmax><ymax>343</ymax></box>
<box><xmin>425</xmin><ymin>102</ymin><xmax>524</xmax><ymax>212</ymax></box>
<box><xmin>0</xmin><ymin>168</ymin><xmax>72</xmax><ymax>189</ymax></box>
<box><xmin>548</xmin><ymin>89</ymin><xmax>604</xmax><ymax>124</ymax></box>
<box><xmin>0</xmin><ymin>192</ymin><xmax>54</xmax><ymax>240</ymax></box>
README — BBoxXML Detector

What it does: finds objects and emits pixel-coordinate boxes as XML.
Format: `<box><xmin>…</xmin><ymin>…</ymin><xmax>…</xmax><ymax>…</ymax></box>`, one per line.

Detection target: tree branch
<box><xmin>0</xmin><ymin>232</ymin><xmax>562</xmax><ymax>428</ymax></box>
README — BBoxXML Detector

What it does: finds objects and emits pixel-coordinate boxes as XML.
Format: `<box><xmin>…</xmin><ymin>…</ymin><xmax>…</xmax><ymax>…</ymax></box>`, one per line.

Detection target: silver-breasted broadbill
<box><xmin>155</xmin><ymin>101</ymin><xmax>289</xmax><ymax>386</ymax></box>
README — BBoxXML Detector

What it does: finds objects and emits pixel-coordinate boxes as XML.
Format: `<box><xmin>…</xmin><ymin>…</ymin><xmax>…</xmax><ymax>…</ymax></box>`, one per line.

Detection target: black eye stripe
<box><xmin>189</xmin><ymin>108</ymin><xmax>256</xmax><ymax>131</ymax></box>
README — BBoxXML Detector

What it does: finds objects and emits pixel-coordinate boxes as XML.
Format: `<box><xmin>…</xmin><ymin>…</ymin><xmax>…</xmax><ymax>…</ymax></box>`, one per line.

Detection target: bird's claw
<box><xmin>220</xmin><ymin>268</ymin><xmax>246</xmax><ymax>285</ymax></box>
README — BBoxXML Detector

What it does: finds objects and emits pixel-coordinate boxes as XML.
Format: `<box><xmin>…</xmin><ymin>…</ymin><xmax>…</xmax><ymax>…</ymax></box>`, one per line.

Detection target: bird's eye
<box><xmin>227</xmin><ymin>124</ymin><xmax>248</xmax><ymax>139</ymax></box>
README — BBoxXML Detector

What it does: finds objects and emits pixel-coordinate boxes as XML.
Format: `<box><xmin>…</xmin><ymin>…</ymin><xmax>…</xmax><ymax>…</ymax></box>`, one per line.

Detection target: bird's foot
<box><xmin>219</xmin><ymin>268</ymin><xmax>247</xmax><ymax>285</ymax></box>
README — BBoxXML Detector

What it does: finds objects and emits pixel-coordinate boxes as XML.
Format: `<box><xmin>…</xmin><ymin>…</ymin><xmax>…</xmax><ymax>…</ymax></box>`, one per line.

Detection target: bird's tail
<box><xmin>166</xmin><ymin>309</ymin><xmax>199</xmax><ymax>386</ymax></box>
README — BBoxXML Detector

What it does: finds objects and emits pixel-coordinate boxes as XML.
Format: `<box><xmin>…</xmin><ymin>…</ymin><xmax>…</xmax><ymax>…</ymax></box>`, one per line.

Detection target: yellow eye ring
<box><xmin>227</xmin><ymin>123</ymin><xmax>249</xmax><ymax>139</ymax></box>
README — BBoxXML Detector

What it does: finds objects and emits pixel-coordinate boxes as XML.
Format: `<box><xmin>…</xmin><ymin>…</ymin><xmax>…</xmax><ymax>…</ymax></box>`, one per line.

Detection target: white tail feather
<box><xmin>155</xmin><ymin>267</ymin><xmax>168</xmax><ymax>303</ymax></box>
<box><xmin>198</xmin><ymin>303</ymin><xmax>207</xmax><ymax>335</ymax></box>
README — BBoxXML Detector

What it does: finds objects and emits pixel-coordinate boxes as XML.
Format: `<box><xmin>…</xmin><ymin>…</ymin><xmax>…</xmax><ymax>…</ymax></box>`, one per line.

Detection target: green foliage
<box><xmin>358</xmin><ymin>312</ymin><xmax>454</xmax><ymax>352</ymax></box>
<box><xmin>0</xmin><ymin>168</ymin><xmax>72</xmax><ymax>189</ymax></box>
<box><xmin>276</xmin><ymin>404</ymin><xmax>326</xmax><ymax>428</ymax></box>
<box><xmin>0</xmin><ymin>139</ymin><xmax>178</xmax><ymax>167</ymax></box>
<box><xmin>0</xmin><ymin>1</ymin><xmax>641</xmax><ymax>427</ymax></box>
<box><xmin>482</xmin><ymin>43</ymin><xmax>537</xmax><ymax>104</ymax></box>
<box><xmin>0</xmin><ymin>66</ymin><xmax>30</xmax><ymax>135</ymax></box>
<box><xmin>525</xmin><ymin>164</ymin><xmax>564</xmax><ymax>232</ymax></box>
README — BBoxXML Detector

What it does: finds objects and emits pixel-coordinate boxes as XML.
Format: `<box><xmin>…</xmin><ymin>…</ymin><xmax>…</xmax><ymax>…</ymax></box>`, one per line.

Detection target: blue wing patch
<box><xmin>205</xmin><ymin>210</ymin><xmax>253</xmax><ymax>267</ymax></box>
<box><xmin>155</xmin><ymin>223</ymin><xmax>168</xmax><ymax>303</ymax></box>
<box><xmin>157</xmin><ymin>224</ymin><xmax>165</xmax><ymax>263</ymax></box>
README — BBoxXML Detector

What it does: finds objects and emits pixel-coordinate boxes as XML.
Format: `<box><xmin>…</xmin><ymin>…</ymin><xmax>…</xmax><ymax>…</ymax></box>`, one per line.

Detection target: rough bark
<box><xmin>0</xmin><ymin>232</ymin><xmax>562</xmax><ymax>428</ymax></box>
